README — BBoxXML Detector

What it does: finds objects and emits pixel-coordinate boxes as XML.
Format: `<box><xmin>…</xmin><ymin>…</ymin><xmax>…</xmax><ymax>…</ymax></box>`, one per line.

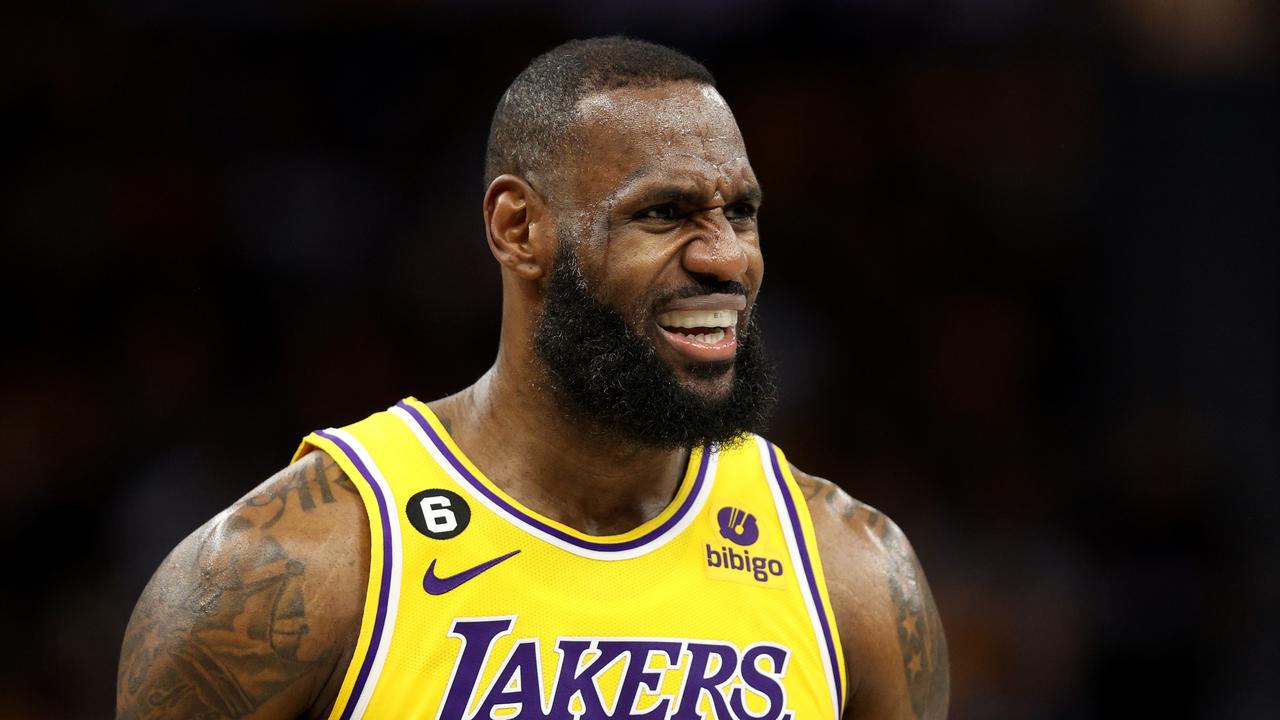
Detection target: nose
<box><xmin>681</xmin><ymin>209</ymin><xmax>750</xmax><ymax>283</ymax></box>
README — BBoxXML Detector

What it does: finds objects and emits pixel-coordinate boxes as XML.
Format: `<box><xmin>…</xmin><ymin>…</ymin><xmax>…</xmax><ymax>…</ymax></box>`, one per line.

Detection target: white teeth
<box><xmin>655</xmin><ymin>309</ymin><xmax>738</xmax><ymax>329</ymax></box>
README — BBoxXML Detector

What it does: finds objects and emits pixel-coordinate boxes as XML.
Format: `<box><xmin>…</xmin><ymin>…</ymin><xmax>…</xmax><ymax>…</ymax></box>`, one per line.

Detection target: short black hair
<box><xmin>484</xmin><ymin>36</ymin><xmax>716</xmax><ymax>191</ymax></box>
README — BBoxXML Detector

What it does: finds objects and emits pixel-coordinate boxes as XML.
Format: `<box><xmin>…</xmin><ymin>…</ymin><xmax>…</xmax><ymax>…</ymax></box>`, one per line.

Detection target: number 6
<box><xmin>420</xmin><ymin>496</ymin><xmax>458</xmax><ymax>533</ymax></box>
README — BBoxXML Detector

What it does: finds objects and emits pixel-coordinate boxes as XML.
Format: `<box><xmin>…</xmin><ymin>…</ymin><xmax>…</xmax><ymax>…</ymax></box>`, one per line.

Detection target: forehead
<box><xmin>566</xmin><ymin>82</ymin><xmax>755</xmax><ymax>201</ymax></box>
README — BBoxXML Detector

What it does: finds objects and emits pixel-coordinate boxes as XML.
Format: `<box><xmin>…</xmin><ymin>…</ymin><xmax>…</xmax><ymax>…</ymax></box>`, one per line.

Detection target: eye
<box><xmin>724</xmin><ymin>202</ymin><xmax>758</xmax><ymax>222</ymax></box>
<box><xmin>637</xmin><ymin>203</ymin><xmax>681</xmax><ymax>221</ymax></box>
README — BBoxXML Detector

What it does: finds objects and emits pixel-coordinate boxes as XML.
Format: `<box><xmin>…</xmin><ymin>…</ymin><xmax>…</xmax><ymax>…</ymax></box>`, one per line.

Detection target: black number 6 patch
<box><xmin>406</xmin><ymin>488</ymin><xmax>471</xmax><ymax>540</ymax></box>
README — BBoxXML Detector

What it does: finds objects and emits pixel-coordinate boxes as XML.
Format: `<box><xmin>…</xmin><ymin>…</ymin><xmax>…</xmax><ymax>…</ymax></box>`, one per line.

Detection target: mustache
<box><xmin>654</xmin><ymin>279</ymin><xmax>751</xmax><ymax>305</ymax></box>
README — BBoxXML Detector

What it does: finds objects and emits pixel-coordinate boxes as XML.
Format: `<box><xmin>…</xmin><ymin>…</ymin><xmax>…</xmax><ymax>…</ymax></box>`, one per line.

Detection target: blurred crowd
<box><xmin>1</xmin><ymin>1</ymin><xmax>1275</xmax><ymax>718</ymax></box>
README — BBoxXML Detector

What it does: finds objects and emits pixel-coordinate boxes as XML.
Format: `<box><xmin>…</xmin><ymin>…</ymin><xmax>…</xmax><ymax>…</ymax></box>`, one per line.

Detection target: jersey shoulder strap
<box><xmin>749</xmin><ymin>435</ymin><xmax>849</xmax><ymax>713</ymax></box>
<box><xmin>292</xmin><ymin>405</ymin><xmax>424</xmax><ymax>720</ymax></box>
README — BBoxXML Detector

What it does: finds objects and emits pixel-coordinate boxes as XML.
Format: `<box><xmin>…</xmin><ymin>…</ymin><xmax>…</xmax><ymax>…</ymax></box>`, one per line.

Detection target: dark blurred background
<box><xmin>2</xmin><ymin>0</ymin><xmax>1276</xmax><ymax>718</ymax></box>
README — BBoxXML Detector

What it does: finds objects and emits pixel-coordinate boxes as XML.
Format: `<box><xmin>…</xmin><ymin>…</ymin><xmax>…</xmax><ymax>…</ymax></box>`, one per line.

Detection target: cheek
<box><xmin>745</xmin><ymin>242</ymin><xmax>765</xmax><ymax>287</ymax></box>
<box><xmin>578</xmin><ymin>260</ymin><xmax>657</xmax><ymax>328</ymax></box>
<box><xmin>597</xmin><ymin>240</ymin><xmax>678</xmax><ymax>297</ymax></box>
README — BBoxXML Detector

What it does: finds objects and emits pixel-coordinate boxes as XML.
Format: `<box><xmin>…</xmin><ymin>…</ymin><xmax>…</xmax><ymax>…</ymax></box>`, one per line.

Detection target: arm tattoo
<box><xmin>245</xmin><ymin>453</ymin><xmax>358</xmax><ymax>529</ymax></box>
<box><xmin>118</xmin><ymin>456</ymin><xmax>354</xmax><ymax>719</ymax></box>
<box><xmin>808</xmin><ymin>475</ymin><xmax>949</xmax><ymax>720</ymax></box>
<box><xmin>883</xmin><ymin>525</ymin><xmax>948</xmax><ymax>719</ymax></box>
<box><xmin>795</xmin><ymin>469</ymin><xmax>823</xmax><ymax>502</ymax></box>
<box><xmin>118</xmin><ymin>536</ymin><xmax>324</xmax><ymax>718</ymax></box>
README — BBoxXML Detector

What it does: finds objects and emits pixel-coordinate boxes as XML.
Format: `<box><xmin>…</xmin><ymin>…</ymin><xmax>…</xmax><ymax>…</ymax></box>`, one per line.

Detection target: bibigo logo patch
<box><xmin>706</xmin><ymin>505</ymin><xmax>786</xmax><ymax>589</ymax></box>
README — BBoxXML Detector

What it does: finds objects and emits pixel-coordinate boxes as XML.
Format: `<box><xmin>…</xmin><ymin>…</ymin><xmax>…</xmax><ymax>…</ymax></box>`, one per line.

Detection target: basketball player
<box><xmin>117</xmin><ymin>37</ymin><xmax>948</xmax><ymax>719</ymax></box>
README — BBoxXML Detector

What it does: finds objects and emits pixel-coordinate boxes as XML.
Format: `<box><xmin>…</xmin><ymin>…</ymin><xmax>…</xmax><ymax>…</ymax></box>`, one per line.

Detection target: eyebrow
<box><xmin>611</xmin><ymin>176</ymin><xmax>764</xmax><ymax>209</ymax></box>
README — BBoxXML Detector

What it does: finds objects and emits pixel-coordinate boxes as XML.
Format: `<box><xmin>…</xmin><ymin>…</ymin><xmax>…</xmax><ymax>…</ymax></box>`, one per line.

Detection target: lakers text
<box><xmin>438</xmin><ymin>617</ymin><xmax>796</xmax><ymax>720</ymax></box>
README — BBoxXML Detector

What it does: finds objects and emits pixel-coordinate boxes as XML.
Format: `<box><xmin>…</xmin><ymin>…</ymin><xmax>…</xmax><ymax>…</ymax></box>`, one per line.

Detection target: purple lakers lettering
<box><xmin>438</xmin><ymin>617</ymin><xmax>795</xmax><ymax>720</ymax></box>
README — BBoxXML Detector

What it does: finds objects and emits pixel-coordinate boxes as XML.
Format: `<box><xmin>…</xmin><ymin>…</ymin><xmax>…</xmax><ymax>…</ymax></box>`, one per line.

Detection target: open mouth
<box><xmin>655</xmin><ymin>308</ymin><xmax>739</xmax><ymax>362</ymax></box>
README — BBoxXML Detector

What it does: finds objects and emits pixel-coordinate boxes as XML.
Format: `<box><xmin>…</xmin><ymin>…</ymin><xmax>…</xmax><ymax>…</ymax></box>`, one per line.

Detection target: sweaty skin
<box><xmin>117</xmin><ymin>81</ymin><xmax>948</xmax><ymax>719</ymax></box>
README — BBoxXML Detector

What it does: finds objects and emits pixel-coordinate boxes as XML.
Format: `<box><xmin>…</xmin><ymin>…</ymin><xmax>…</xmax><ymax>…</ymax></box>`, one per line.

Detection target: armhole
<box><xmin>299</xmin><ymin>430</ymin><xmax>402</xmax><ymax>720</ymax></box>
<box><xmin>756</xmin><ymin>436</ymin><xmax>849</xmax><ymax>719</ymax></box>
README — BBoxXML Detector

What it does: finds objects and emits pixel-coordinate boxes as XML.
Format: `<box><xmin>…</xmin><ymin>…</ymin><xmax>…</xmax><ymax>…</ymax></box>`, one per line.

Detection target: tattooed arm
<box><xmin>793</xmin><ymin>466</ymin><xmax>950</xmax><ymax>720</ymax></box>
<box><xmin>117</xmin><ymin>451</ymin><xmax>370</xmax><ymax>720</ymax></box>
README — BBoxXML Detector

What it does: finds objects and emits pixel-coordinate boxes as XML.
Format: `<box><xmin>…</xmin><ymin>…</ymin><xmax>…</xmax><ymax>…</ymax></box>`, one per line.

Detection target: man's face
<box><xmin>555</xmin><ymin>82</ymin><xmax>765</xmax><ymax>392</ymax></box>
<box><xmin>532</xmin><ymin>82</ymin><xmax>775</xmax><ymax>448</ymax></box>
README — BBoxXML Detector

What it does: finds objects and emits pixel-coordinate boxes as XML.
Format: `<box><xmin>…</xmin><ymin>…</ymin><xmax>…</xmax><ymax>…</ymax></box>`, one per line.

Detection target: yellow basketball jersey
<box><xmin>295</xmin><ymin>398</ymin><xmax>846</xmax><ymax>720</ymax></box>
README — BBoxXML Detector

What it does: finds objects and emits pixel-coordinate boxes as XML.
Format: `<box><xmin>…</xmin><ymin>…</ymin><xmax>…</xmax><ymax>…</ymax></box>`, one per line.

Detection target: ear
<box><xmin>484</xmin><ymin>174</ymin><xmax>552</xmax><ymax>280</ymax></box>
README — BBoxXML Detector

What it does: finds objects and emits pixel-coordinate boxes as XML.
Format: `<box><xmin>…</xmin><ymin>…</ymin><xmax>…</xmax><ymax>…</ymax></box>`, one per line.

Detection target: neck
<box><xmin>429</xmin><ymin>358</ymin><xmax>690</xmax><ymax>537</ymax></box>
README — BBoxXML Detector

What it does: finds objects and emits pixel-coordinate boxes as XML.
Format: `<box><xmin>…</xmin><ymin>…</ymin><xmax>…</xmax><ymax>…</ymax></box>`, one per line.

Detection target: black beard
<box><xmin>533</xmin><ymin>242</ymin><xmax>777</xmax><ymax>450</ymax></box>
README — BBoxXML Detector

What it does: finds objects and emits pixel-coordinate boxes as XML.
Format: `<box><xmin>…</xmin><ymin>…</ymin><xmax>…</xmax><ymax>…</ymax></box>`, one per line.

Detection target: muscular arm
<box><xmin>117</xmin><ymin>451</ymin><xmax>370</xmax><ymax>720</ymax></box>
<box><xmin>793</xmin><ymin>467</ymin><xmax>950</xmax><ymax>720</ymax></box>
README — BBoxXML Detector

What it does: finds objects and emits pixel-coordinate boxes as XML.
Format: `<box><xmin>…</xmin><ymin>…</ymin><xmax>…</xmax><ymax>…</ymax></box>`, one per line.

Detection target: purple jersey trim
<box><xmin>315</xmin><ymin>429</ymin><xmax>394</xmax><ymax>720</ymax></box>
<box><xmin>765</xmin><ymin>441</ymin><xmax>845</xmax><ymax>715</ymax></box>
<box><xmin>396</xmin><ymin>400</ymin><xmax>709</xmax><ymax>554</ymax></box>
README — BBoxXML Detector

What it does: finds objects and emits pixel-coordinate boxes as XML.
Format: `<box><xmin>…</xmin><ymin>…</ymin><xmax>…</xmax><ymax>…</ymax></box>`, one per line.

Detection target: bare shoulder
<box><xmin>790</xmin><ymin>465</ymin><xmax>950</xmax><ymax>720</ymax></box>
<box><xmin>116</xmin><ymin>450</ymin><xmax>370</xmax><ymax>720</ymax></box>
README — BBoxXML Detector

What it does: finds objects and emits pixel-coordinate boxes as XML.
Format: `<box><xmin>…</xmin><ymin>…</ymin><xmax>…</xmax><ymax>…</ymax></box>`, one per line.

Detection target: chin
<box><xmin>677</xmin><ymin>362</ymin><xmax>736</xmax><ymax>397</ymax></box>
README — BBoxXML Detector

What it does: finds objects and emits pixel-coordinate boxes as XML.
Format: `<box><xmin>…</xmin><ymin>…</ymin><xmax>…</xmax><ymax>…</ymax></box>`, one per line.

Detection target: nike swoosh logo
<box><xmin>422</xmin><ymin>549</ymin><xmax>521</xmax><ymax>595</ymax></box>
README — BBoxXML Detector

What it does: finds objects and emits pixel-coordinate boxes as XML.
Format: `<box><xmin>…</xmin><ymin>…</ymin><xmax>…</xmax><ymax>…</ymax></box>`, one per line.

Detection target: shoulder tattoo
<box><xmin>117</xmin><ymin>453</ymin><xmax>357</xmax><ymax>719</ymax></box>
<box><xmin>242</xmin><ymin>452</ymin><xmax>360</xmax><ymax>529</ymax></box>
<box><xmin>800</xmin><ymin>471</ymin><xmax>950</xmax><ymax>719</ymax></box>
